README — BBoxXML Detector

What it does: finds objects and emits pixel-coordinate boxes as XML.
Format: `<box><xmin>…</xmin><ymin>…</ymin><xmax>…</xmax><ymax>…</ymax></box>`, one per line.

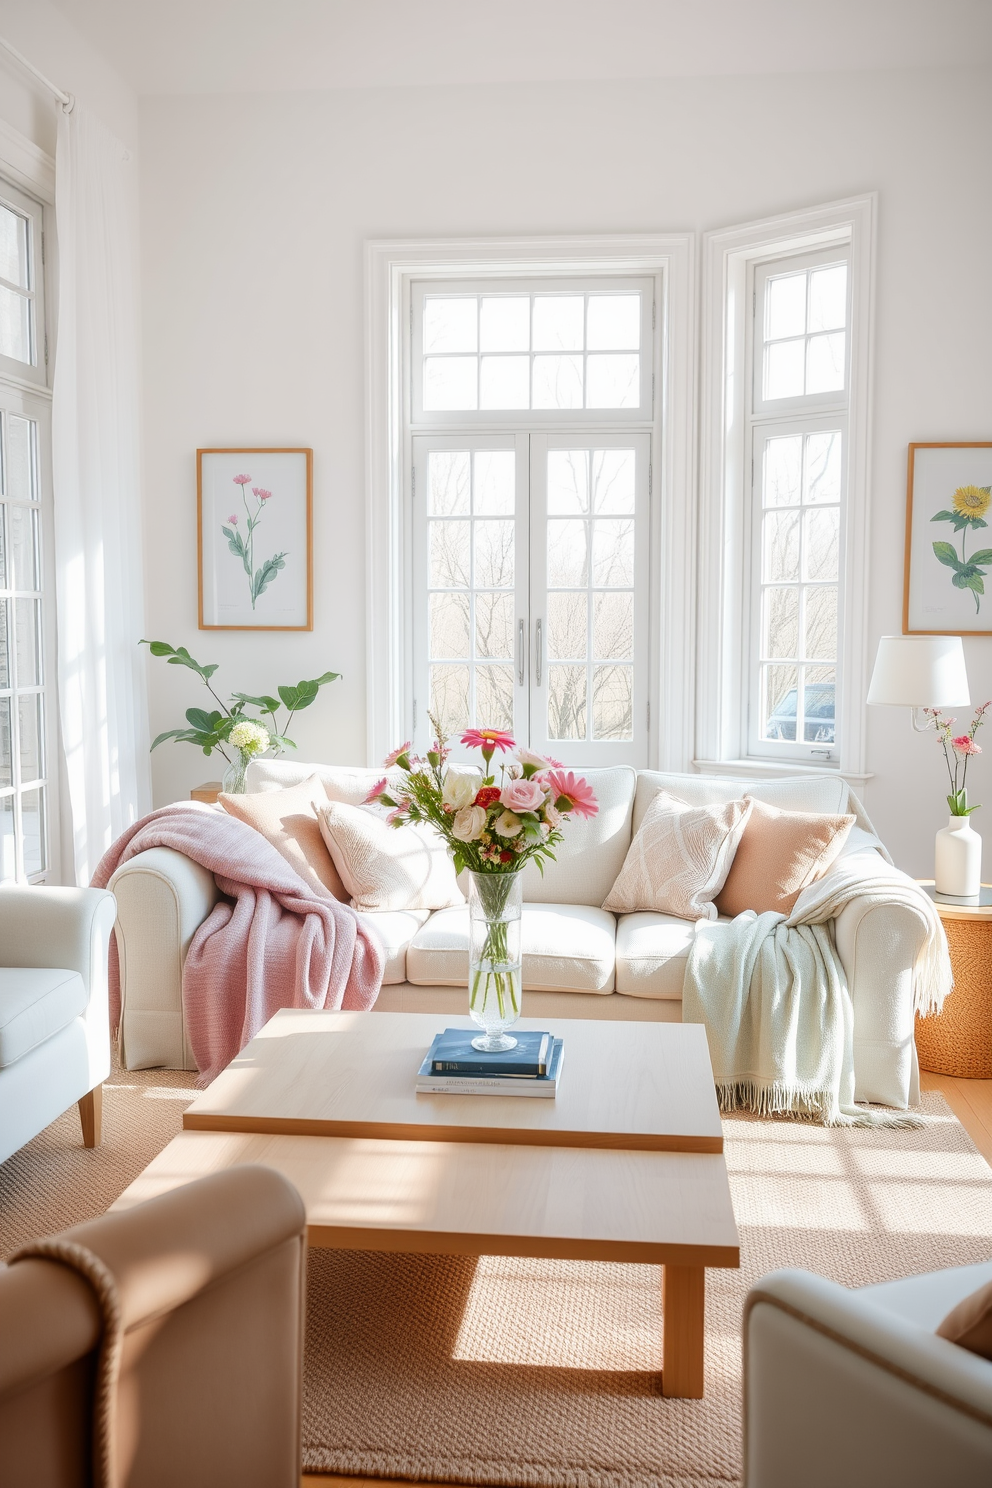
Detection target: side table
<box><xmin>915</xmin><ymin>881</ymin><xmax>992</xmax><ymax>1079</ymax></box>
<box><xmin>191</xmin><ymin>782</ymin><xmax>222</xmax><ymax>805</ymax></box>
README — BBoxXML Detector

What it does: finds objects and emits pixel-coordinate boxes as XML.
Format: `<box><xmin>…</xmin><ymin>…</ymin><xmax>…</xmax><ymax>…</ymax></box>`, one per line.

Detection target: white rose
<box><xmin>441</xmin><ymin>770</ymin><xmax>479</xmax><ymax>811</ymax></box>
<box><xmin>493</xmin><ymin>809</ymin><xmax>522</xmax><ymax>838</ymax></box>
<box><xmin>451</xmin><ymin>804</ymin><xmax>487</xmax><ymax>842</ymax></box>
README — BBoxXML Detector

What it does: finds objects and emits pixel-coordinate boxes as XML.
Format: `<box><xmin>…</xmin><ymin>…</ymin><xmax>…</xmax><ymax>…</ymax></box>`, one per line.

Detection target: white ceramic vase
<box><xmin>934</xmin><ymin>815</ymin><xmax>982</xmax><ymax>898</ymax></box>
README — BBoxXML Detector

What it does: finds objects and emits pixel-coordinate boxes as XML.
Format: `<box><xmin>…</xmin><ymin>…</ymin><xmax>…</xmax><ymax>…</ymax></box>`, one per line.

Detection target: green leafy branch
<box><xmin>141</xmin><ymin>640</ymin><xmax>339</xmax><ymax>759</ymax></box>
<box><xmin>932</xmin><ymin>490</ymin><xmax>992</xmax><ymax>614</ymax></box>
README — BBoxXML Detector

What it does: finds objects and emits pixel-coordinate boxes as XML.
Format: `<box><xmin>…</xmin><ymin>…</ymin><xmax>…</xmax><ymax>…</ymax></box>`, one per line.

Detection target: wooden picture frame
<box><xmin>197</xmin><ymin>448</ymin><xmax>313</xmax><ymax>630</ymax></box>
<box><xmin>904</xmin><ymin>442</ymin><xmax>992</xmax><ymax>635</ymax></box>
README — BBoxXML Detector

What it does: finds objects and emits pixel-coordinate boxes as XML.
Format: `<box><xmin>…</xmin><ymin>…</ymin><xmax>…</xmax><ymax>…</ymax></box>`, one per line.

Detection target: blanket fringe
<box><xmin>716</xmin><ymin>1079</ymin><xmax>929</xmax><ymax>1129</ymax></box>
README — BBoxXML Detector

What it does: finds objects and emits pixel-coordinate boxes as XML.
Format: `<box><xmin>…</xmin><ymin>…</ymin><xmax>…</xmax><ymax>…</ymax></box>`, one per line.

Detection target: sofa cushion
<box><xmin>317</xmin><ymin>801</ymin><xmax>464</xmax><ymax>913</ymax></box>
<box><xmin>406</xmin><ymin>903</ymin><xmax>617</xmax><ymax>993</ymax></box>
<box><xmin>604</xmin><ymin>791</ymin><xmax>751</xmax><ymax>920</ymax></box>
<box><xmin>715</xmin><ymin>798</ymin><xmax>856</xmax><ymax>917</ymax></box>
<box><xmin>614</xmin><ymin>911</ymin><xmax>695</xmax><ymax>1000</ymax></box>
<box><xmin>632</xmin><ymin>770</ymin><xmax>855</xmax><ymax>836</ymax></box>
<box><xmin>219</xmin><ymin>774</ymin><xmax>346</xmax><ymax>900</ymax></box>
<box><xmin>519</xmin><ymin>766</ymin><xmax>636</xmax><ymax>908</ymax></box>
<box><xmin>358</xmin><ymin>909</ymin><xmax>432</xmax><ymax>985</ymax></box>
<box><xmin>247</xmin><ymin>759</ymin><xmax>403</xmax><ymax>804</ymax></box>
<box><xmin>0</xmin><ymin>967</ymin><xmax>88</xmax><ymax>1068</ymax></box>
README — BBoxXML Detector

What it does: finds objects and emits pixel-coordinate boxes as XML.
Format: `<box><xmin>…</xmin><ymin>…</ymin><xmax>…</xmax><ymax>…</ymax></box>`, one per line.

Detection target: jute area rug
<box><xmin>3</xmin><ymin>1063</ymin><xmax>992</xmax><ymax>1488</ymax></box>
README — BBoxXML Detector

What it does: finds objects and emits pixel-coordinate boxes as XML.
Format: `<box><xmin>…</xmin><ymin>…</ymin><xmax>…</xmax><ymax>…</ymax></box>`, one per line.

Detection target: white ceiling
<box><xmin>48</xmin><ymin>0</ymin><xmax>992</xmax><ymax>96</ymax></box>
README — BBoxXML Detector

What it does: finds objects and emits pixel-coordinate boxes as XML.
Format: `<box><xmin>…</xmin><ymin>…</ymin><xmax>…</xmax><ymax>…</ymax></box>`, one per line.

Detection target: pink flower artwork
<box><xmin>233</xmin><ymin>473</ymin><xmax>252</xmax><ymax>485</ymax></box>
<box><xmin>222</xmin><ymin>471</ymin><xmax>288</xmax><ymax>612</ymax></box>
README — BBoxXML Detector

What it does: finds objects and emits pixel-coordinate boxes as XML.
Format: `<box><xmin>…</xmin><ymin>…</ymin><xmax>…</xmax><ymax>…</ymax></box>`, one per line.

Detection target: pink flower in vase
<box><xmin>547</xmin><ymin>769</ymin><xmax>599</xmax><ymax>819</ymax></box>
<box><xmin>953</xmin><ymin>736</ymin><xmax>982</xmax><ymax>756</ymax></box>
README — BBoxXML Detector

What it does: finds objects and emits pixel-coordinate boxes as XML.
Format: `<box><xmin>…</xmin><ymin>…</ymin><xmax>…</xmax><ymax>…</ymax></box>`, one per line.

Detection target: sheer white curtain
<box><xmin>52</xmin><ymin>103</ymin><xmax>150</xmax><ymax>884</ymax></box>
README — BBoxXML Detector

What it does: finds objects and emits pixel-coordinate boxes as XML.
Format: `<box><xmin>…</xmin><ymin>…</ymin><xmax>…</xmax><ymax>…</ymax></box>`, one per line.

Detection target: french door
<box><xmin>412</xmin><ymin>431</ymin><xmax>650</xmax><ymax>765</ymax></box>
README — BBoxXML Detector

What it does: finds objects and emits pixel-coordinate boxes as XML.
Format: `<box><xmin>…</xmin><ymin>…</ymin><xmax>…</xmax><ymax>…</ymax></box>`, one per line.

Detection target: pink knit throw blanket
<box><xmin>92</xmin><ymin>802</ymin><xmax>385</xmax><ymax>1084</ymax></box>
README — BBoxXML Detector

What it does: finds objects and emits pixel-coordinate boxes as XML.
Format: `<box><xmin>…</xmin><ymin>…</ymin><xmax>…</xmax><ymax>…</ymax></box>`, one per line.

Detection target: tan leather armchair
<box><xmin>0</xmin><ymin>1165</ymin><xmax>306</xmax><ymax>1488</ymax></box>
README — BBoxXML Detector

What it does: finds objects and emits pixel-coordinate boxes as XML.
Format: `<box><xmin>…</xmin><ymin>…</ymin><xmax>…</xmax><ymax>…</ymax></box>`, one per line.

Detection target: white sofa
<box><xmin>109</xmin><ymin>764</ymin><xmax>932</xmax><ymax>1107</ymax></box>
<box><xmin>744</xmin><ymin>1263</ymin><xmax>992</xmax><ymax>1486</ymax></box>
<box><xmin>0</xmin><ymin>885</ymin><xmax>117</xmax><ymax>1165</ymax></box>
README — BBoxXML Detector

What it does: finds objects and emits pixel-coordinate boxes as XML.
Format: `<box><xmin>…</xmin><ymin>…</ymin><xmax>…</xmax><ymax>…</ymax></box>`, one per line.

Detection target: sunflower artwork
<box><xmin>931</xmin><ymin>484</ymin><xmax>992</xmax><ymax>614</ymax></box>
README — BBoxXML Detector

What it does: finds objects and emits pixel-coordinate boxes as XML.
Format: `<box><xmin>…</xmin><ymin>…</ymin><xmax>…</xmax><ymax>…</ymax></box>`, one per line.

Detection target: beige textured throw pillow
<box><xmin>316</xmin><ymin>800</ymin><xmax>464</xmax><ymax>913</ymax></box>
<box><xmin>219</xmin><ymin>774</ymin><xmax>345</xmax><ymax>900</ymax></box>
<box><xmin>603</xmin><ymin>791</ymin><xmax>752</xmax><ymax>920</ymax></box>
<box><xmin>715</xmin><ymin>797</ymin><xmax>856</xmax><ymax>918</ymax></box>
<box><xmin>937</xmin><ymin>1279</ymin><xmax>992</xmax><ymax>1360</ymax></box>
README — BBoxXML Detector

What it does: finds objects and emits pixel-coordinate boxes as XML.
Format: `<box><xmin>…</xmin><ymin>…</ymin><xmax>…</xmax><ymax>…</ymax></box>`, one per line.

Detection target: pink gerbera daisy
<box><xmin>364</xmin><ymin>776</ymin><xmax>389</xmax><ymax>803</ymax></box>
<box><xmin>383</xmin><ymin>741</ymin><xmax>412</xmax><ymax>768</ymax></box>
<box><xmin>460</xmin><ymin>728</ymin><xmax>515</xmax><ymax>753</ymax></box>
<box><xmin>547</xmin><ymin>769</ymin><xmax>599</xmax><ymax>819</ymax></box>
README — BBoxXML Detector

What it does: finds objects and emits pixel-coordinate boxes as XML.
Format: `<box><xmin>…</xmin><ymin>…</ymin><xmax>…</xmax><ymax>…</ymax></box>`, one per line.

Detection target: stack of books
<box><xmin>415</xmin><ymin>1028</ymin><xmax>564</xmax><ymax>1098</ymax></box>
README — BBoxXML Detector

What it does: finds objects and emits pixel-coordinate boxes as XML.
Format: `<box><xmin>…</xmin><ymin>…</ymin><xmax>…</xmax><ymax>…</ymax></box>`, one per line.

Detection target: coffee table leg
<box><xmin>662</xmin><ymin>1264</ymin><xmax>705</xmax><ymax>1398</ymax></box>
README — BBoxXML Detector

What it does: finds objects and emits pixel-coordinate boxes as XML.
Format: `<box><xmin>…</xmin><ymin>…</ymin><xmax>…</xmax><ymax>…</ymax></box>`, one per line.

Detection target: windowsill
<box><xmin>693</xmin><ymin>757</ymin><xmax>874</xmax><ymax>785</ymax></box>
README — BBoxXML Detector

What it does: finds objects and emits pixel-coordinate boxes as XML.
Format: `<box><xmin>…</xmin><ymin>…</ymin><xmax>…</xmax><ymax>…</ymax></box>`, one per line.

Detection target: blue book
<box><xmin>417</xmin><ymin>1039</ymin><xmax>564</xmax><ymax>1097</ymax></box>
<box><xmin>428</xmin><ymin>1028</ymin><xmax>554</xmax><ymax>1078</ymax></box>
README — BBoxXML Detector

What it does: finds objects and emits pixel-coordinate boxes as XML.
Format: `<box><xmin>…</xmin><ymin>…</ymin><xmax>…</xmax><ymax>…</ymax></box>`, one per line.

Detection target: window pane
<box><xmin>423</xmin><ymin>356</ymin><xmax>477</xmax><ymax>411</ymax></box>
<box><xmin>804</xmin><ymin>508</ymin><xmax>840</xmax><ymax>582</ymax></box>
<box><xmin>593</xmin><ymin>591</ymin><xmax>633</xmax><ymax>660</ymax></box>
<box><xmin>473</xmin><ymin>451</ymin><xmax>515</xmax><ymax>515</ymax></box>
<box><xmin>0</xmin><ymin>509</ymin><xmax>6</xmax><ymax>589</ymax></box>
<box><xmin>547</xmin><ymin>665</ymin><xmax>587</xmax><ymax>740</ymax></box>
<box><xmin>430</xmin><ymin>592</ymin><xmax>469</xmax><ymax>659</ymax></box>
<box><xmin>532</xmin><ymin>354</ymin><xmax>582</xmax><ymax>409</ymax></box>
<box><xmin>762</xmin><ymin>586</ymin><xmax>799</xmax><ymax>660</ymax></box>
<box><xmin>430</xmin><ymin>664</ymin><xmax>470</xmax><ymax>736</ymax></box>
<box><xmin>591</xmin><ymin>519</ymin><xmax>634</xmax><ymax>587</ymax></box>
<box><xmin>548</xmin><ymin>592</ymin><xmax>587</xmax><ymax>660</ymax></box>
<box><xmin>547</xmin><ymin>451</ymin><xmax>588</xmax><ymax>515</ymax></box>
<box><xmin>476</xmin><ymin>664</ymin><xmax>514</xmax><ymax>731</ymax></box>
<box><xmin>763</xmin><ymin>511</ymin><xmax>800</xmax><ymax>582</ymax></box>
<box><xmin>479</xmin><ymin>297</ymin><xmax>529</xmax><ymax>352</ymax></box>
<box><xmin>548</xmin><ymin>520</ymin><xmax>588</xmax><ymax>587</ymax></box>
<box><xmin>761</xmin><ymin>664</ymin><xmax>799</xmax><ymax>741</ymax></box>
<box><xmin>474</xmin><ymin>519</ymin><xmax>514</xmax><ymax>589</ymax></box>
<box><xmin>429</xmin><ymin>520</ymin><xmax>470</xmax><ymax>587</ymax></box>
<box><xmin>0</xmin><ymin>285</ymin><xmax>31</xmax><ymax>364</ymax></box>
<box><xmin>808</xmin><ymin>265</ymin><xmax>847</xmax><ymax>332</ymax></box>
<box><xmin>586</xmin><ymin>353</ymin><xmax>640</xmax><ymax>409</ymax></box>
<box><xmin>532</xmin><ymin>296</ymin><xmax>583</xmax><ymax>351</ymax></box>
<box><xmin>428</xmin><ymin>451</ymin><xmax>470</xmax><ymax>515</ymax></box>
<box><xmin>805</xmin><ymin>431</ymin><xmax>842</xmax><ymax>504</ymax></box>
<box><xmin>21</xmin><ymin>787</ymin><xmax>46</xmax><ymax>877</ymax></box>
<box><xmin>763</xmin><ymin>436</ymin><xmax>802</xmax><ymax>507</ymax></box>
<box><xmin>0</xmin><ymin>699</ymin><xmax>10</xmax><ymax>787</ymax></box>
<box><xmin>479</xmin><ymin>355</ymin><xmax>529</xmax><ymax>410</ymax></box>
<box><xmin>0</xmin><ymin>794</ymin><xmax>13</xmax><ymax>881</ymax></box>
<box><xmin>0</xmin><ymin>204</ymin><xmax>29</xmax><ymax>288</ymax></box>
<box><xmin>592</xmin><ymin>449</ymin><xmax>635</xmax><ymax>513</ymax></box>
<box><xmin>14</xmin><ymin>598</ymin><xmax>41</xmax><ymax>685</ymax></box>
<box><xmin>0</xmin><ymin>600</ymin><xmax>8</xmax><ymax>687</ymax></box>
<box><xmin>6</xmin><ymin>416</ymin><xmax>37</xmax><ymax>501</ymax></box>
<box><xmin>766</xmin><ymin>273</ymin><xmax>806</xmax><ymax>340</ymax></box>
<box><xmin>803</xmin><ymin>667</ymin><xmax>835</xmax><ymax>744</ymax></box>
<box><xmin>423</xmin><ymin>297</ymin><xmax>477</xmax><ymax>353</ymax></box>
<box><xmin>586</xmin><ymin>295</ymin><xmax>640</xmax><ymax>351</ymax></box>
<box><xmin>805</xmin><ymin>332</ymin><xmax>845</xmax><ymax>394</ymax></box>
<box><xmin>593</xmin><ymin>665</ymin><xmax>633</xmax><ymax>740</ymax></box>
<box><xmin>475</xmin><ymin>593</ymin><xmax>514</xmax><ymax>659</ymax></box>
<box><xmin>804</xmin><ymin>586</ymin><xmax>837</xmax><ymax>661</ymax></box>
<box><xmin>764</xmin><ymin>339</ymin><xmax>805</xmax><ymax>400</ymax></box>
<box><xmin>9</xmin><ymin>506</ymin><xmax>39</xmax><ymax>590</ymax></box>
<box><xmin>18</xmin><ymin>692</ymin><xmax>43</xmax><ymax>782</ymax></box>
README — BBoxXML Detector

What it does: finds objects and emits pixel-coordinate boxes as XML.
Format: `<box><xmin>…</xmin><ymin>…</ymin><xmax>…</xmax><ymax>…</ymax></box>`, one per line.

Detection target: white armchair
<box><xmin>744</xmin><ymin>1263</ymin><xmax>992</xmax><ymax>1487</ymax></box>
<box><xmin>0</xmin><ymin>885</ymin><xmax>117</xmax><ymax>1165</ymax></box>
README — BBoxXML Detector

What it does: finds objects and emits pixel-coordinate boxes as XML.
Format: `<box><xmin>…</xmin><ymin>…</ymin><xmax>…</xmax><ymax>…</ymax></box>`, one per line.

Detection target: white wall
<box><xmin>138</xmin><ymin>66</ymin><xmax>992</xmax><ymax>875</ymax></box>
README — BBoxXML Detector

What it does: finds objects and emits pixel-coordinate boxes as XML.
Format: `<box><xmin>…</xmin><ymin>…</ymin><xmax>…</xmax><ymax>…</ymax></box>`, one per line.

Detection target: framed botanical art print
<box><xmin>197</xmin><ymin>448</ymin><xmax>313</xmax><ymax>630</ymax></box>
<box><xmin>904</xmin><ymin>442</ymin><xmax>992</xmax><ymax>635</ymax></box>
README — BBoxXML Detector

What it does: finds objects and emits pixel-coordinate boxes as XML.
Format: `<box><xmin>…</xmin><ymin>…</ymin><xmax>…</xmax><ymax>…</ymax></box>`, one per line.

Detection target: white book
<box><xmin>415</xmin><ymin>1039</ymin><xmax>563</xmax><ymax>1098</ymax></box>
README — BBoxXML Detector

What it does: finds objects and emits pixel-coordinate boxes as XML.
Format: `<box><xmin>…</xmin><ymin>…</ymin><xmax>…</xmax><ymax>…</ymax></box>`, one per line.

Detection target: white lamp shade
<box><xmin>867</xmin><ymin>635</ymin><xmax>970</xmax><ymax>708</ymax></box>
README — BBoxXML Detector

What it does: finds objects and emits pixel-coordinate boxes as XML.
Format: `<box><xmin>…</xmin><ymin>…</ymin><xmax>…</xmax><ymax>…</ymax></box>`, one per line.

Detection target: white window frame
<box><xmin>0</xmin><ymin>175</ymin><xmax>48</xmax><ymax>390</ymax></box>
<box><xmin>696</xmin><ymin>196</ymin><xmax>875</xmax><ymax>785</ymax></box>
<box><xmin>366</xmin><ymin>235</ymin><xmax>694</xmax><ymax>770</ymax></box>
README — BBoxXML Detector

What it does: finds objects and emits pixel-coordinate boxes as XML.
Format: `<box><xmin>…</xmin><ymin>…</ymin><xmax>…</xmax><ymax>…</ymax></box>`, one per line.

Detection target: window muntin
<box><xmin>0</xmin><ymin>182</ymin><xmax>45</xmax><ymax>386</ymax></box>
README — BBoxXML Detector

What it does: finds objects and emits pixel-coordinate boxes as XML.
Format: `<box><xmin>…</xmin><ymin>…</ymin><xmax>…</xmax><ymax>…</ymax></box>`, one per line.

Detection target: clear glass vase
<box><xmin>221</xmin><ymin>750</ymin><xmax>250</xmax><ymax>795</ymax></box>
<box><xmin>467</xmin><ymin>869</ymin><xmax>523</xmax><ymax>1052</ymax></box>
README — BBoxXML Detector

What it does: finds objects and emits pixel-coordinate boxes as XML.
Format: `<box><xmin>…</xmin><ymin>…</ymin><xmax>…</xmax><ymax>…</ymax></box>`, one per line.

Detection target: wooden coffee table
<box><xmin>113</xmin><ymin>1011</ymin><xmax>739</xmax><ymax>1398</ymax></box>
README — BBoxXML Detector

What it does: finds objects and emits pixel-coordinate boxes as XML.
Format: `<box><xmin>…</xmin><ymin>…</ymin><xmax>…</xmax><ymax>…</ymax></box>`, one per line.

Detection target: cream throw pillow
<box><xmin>219</xmin><ymin>774</ymin><xmax>346</xmax><ymax>900</ymax></box>
<box><xmin>316</xmin><ymin>800</ymin><xmax>464</xmax><ymax>913</ymax></box>
<box><xmin>603</xmin><ymin>790</ymin><xmax>752</xmax><ymax>920</ymax></box>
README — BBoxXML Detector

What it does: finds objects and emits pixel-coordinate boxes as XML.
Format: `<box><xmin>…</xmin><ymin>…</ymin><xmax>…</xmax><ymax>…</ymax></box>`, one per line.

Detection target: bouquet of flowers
<box><xmin>923</xmin><ymin>700</ymin><xmax>991</xmax><ymax>816</ymax></box>
<box><xmin>367</xmin><ymin>722</ymin><xmax>598</xmax><ymax>1048</ymax></box>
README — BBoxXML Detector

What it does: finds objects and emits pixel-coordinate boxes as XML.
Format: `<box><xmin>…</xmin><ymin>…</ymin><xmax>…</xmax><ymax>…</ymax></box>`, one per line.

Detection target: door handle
<box><xmin>536</xmin><ymin>618</ymin><xmax>543</xmax><ymax>685</ymax></box>
<box><xmin>517</xmin><ymin>619</ymin><xmax>526</xmax><ymax>685</ymax></box>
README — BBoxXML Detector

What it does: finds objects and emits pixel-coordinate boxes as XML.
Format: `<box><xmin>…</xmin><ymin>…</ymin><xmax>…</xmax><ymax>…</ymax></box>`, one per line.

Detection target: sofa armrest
<box><xmin>744</xmin><ymin>1269</ymin><xmax>992</xmax><ymax>1488</ymax></box>
<box><xmin>0</xmin><ymin>886</ymin><xmax>116</xmax><ymax>999</ymax></box>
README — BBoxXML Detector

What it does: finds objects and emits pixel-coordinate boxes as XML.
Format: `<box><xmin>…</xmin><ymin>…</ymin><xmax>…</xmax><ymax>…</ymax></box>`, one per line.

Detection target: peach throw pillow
<box><xmin>316</xmin><ymin>800</ymin><xmax>464</xmax><ymax>913</ymax></box>
<box><xmin>219</xmin><ymin>774</ymin><xmax>346</xmax><ymax>900</ymax></box>
<box><xmin>937</xmin><ymin>1279</ymin><xmax>992</xmax><ymax>1360</ymax></box>
<box><xmin>714</xmin><ymin>797</ymin><xmax>855</xmax><ymax>918</ymax></box>
<box><xmin>603</xmin><ymin>791</ymin><xmax>752</xmax><ymax>921</ymax></box>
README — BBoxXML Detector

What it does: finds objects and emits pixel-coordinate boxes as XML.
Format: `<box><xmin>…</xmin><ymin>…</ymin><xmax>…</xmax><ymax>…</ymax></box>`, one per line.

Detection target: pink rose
<box><xmin>500</xmin><ymin>777</ymin><xmax>546</xmax><ymax>814</ymax></box>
